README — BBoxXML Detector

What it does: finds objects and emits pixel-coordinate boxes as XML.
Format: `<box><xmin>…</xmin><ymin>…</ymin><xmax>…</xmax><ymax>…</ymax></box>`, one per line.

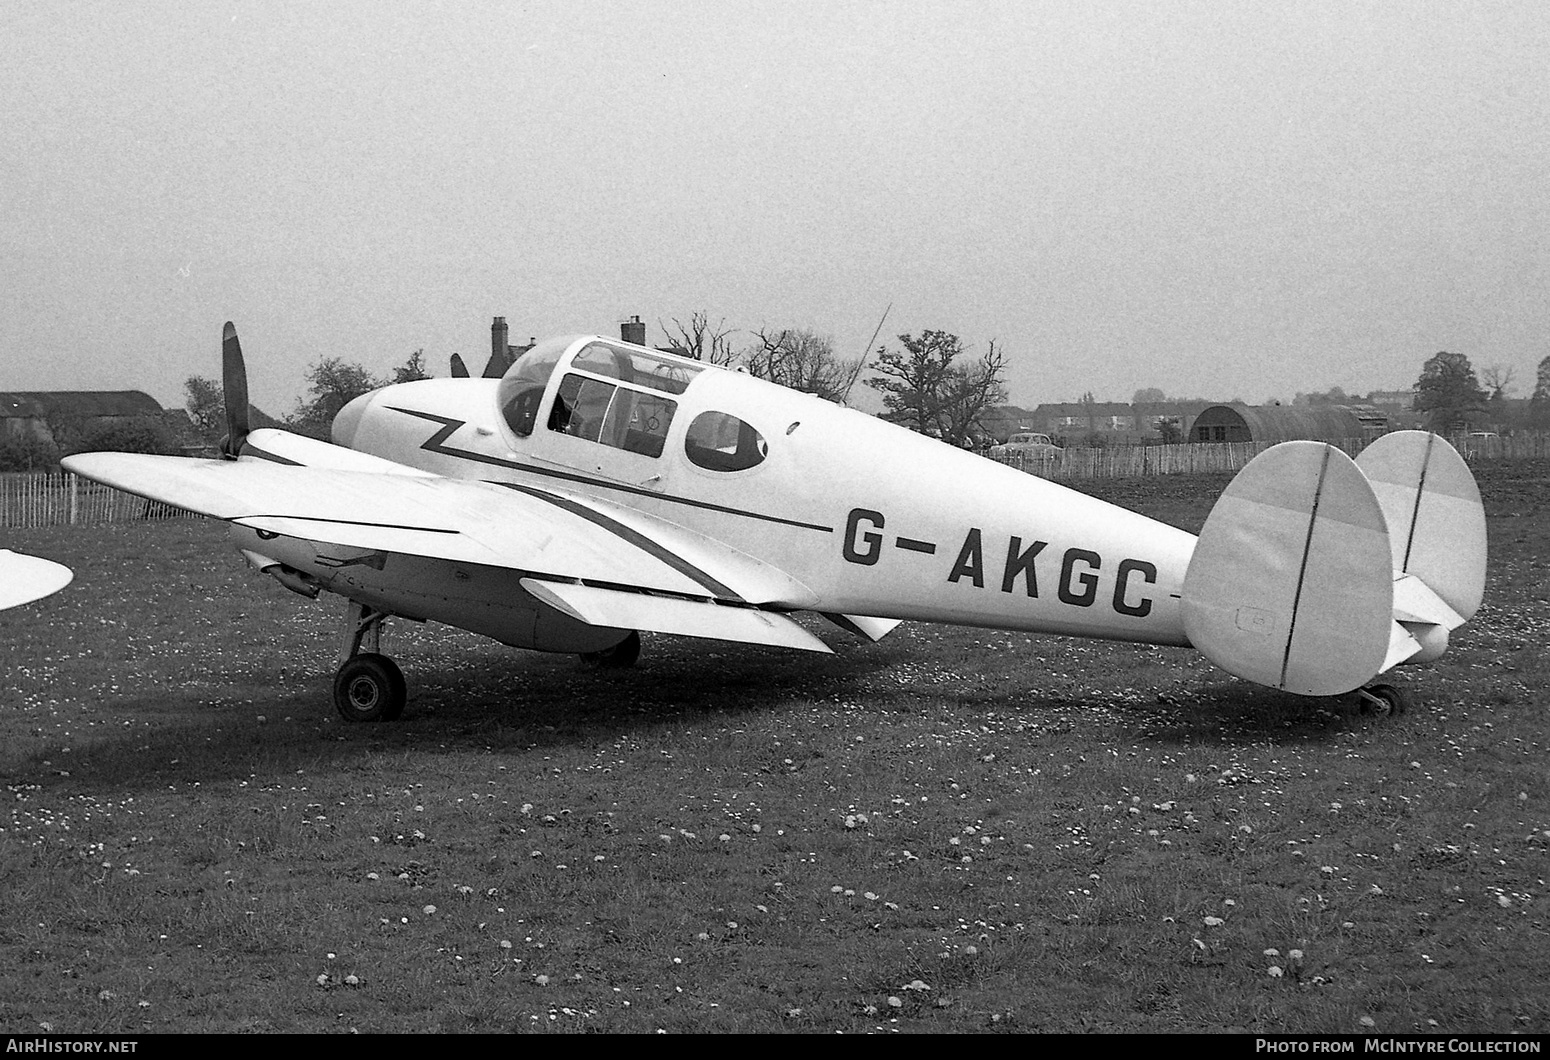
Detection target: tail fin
<box><xmin>1355</xmin><ymin>431</ymin><xmax>1485</xmax><ymax>623</ymax></box>
<box><xmin>1182</xmin><ymin>433</ymin><xmax>1487</xmax><ymax>696</ymax></box>
<box><xmin>1181</xmin><ymin>442</ymin><xmax>1394</xmax><ymax>696</ymax></box>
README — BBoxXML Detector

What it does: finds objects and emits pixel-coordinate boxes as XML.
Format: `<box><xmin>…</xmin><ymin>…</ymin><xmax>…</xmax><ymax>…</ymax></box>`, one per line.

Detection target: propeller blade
<box><xmin>450</xmin><ymin>352</ymin><xmax>469</xmax><ymax>378</ymax></box>
<box><xmin>220</xmin><ymin>321</ymin><xmax>252</xmax><ymax>458</ymax></box>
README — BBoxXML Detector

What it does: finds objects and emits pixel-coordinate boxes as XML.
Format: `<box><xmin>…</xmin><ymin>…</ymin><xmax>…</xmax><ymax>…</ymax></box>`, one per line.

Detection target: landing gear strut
<box><xmin>333</xmin><ymin>602</ymin><xmax>407</xmax><ymax>722</ymax></box>
<box><xmin>1357</xmin><ymin>682</ymin><xmax>1414</xmax><ymax>718</ymax></box>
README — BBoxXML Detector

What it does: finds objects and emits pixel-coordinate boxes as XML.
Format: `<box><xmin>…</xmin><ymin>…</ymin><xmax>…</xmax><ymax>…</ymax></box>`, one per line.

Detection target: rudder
<box><xmin>1182</xmin><ymin>442</ymin><xmax>1394</xmax><ymax>696</ymax></box>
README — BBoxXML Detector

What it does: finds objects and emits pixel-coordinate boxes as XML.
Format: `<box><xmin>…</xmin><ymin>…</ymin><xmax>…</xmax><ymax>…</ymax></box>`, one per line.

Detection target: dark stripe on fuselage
<box><xmin>242</xmin><ymin>444</ymin><xmax>304</xmax><ymax>466</ymax></box>
<box><xmin>244</xmin><ymin>516</ymin><xmax>461</xmax><ymax>534</ymax></box>
<box><xmin>388</xmin><ymin>407</ymin><xmax>834</xmax><ymax>534</ymax></box>
<box><xmin>494</xmin><ymin>481</ymin><xmax>745</xmax><ymax>602</ymax></box>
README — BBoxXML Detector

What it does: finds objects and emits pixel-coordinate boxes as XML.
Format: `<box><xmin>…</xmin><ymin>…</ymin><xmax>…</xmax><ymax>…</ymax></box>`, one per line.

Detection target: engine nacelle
<box><xmin>231</xmin><ymin>528</ymin><xmax>629</xmax><ymax>654</ymax></box>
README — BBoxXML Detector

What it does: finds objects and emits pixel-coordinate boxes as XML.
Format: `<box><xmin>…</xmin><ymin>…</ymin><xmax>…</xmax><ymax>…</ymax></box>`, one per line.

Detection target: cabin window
<box><xmin>684</xmin><ymin>411</ymin><xmax>767</xmax><ymax>472</ymax></box>
<box><xmin>571</xmin><ymin>341</ymin><xmax>703</xmax><ymax>395</ymax></box>
<box><xmin>550</xmin><ymin>373</ymin><xmax>676</xmax><ymax>458</ymax></box>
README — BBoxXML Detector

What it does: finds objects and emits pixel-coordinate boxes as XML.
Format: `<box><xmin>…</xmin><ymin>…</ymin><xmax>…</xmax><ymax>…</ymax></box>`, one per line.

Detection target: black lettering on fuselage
<box><xmin>1113</xmin><ymin>558</ymin><xmax>1157</xmax><ymax>617</ymax></box>
<box><xmin>843</xmin><ymin>508</ymin><xmax>885</xmax><ymax>565</ymax></box>
<box><xmin>1001</xmin><ymin>536</ymin><xmax>1048</xmax><ymax>596</ymax></box>
<box><xmin>948</xmin><ymin>528</ymin><xmax>985</xmax><ymax>587</ymax></box>
<box><xmin>1058</xmin><ymin>548</ymin><xmax>1101</xmax><ymax>607</ymax></box>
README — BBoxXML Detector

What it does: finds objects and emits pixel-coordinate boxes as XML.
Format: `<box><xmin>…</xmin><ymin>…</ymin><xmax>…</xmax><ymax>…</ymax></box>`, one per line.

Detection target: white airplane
<box><xmin>0</xmin><ymin>550</ymin><xmax>73</xmax><ymax>610</ymax></box>
<box><xmin>62</xmin><ymin>323</ymin><xmax>1486</xmax><ymax>723</ymax></box>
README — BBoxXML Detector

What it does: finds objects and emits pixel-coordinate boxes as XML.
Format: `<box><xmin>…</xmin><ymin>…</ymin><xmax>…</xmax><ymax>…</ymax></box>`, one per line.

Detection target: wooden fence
<box><xmin>1</xmin><ymin>473</ymin><xmax>188</xmax><ymax>529</ymax></box>
<box><xmin>4</xmin><ymin>432</ymin><xmax>1548</xmax><ymax>527</ymax></box>
<box><xmin>994</xmin><ymin>432</ymin><xmax>1550</xmax><ymax>480</ymax></box>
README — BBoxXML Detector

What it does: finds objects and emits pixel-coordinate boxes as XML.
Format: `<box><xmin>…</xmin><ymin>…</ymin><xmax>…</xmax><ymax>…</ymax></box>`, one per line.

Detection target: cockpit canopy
<box><xmin>496</xmin><ymin>335</ymin><xmax>767</xmax><ymax>472</ymax></box>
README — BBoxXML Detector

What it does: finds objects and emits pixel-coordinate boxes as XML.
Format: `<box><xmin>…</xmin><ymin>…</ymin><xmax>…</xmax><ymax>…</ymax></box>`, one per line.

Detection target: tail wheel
<box><xmin>1358</xmin><ymin>683</ymin><xmax>1414</xmax><ymax>718</ymax></box>
<box><xmin>580</xmin><ymin>631</ymin><xmax>641</xmax><ymax>669</ymax></box>
<box><xmin>334</xmin><ymin>653</ymin><xmax>407</xmax><ymax>722</ymax></box>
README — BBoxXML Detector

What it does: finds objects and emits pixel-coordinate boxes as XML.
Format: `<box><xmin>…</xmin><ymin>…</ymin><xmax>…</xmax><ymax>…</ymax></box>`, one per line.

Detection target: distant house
<box><xmin>485</xmin><ymin>317</ymin><xmax>537</xmax><ymax>378</ymax></box>
<box><xmin>1366</xmin><ymin>389</ymin><xmax>1414</xmax><ymax>412</ymax></box>
<box><xmin>0</xmin><ymin>391</ymin><xmax>164</xmax><ymax>445</ymax></box>
<box><xmin>1029</xmin><ymin>401</ymin><xmax>1209</xmax><ymax>445</ymax></box>
<box><xmin>978</xmin><ymin>405</ymin><xmax>1041</xmax><ymax>444</ymax></box>
<box><xmin>1190</xmin><ymin>403</ymin><xmax>1388</xmax><ymax>444</ymax></box>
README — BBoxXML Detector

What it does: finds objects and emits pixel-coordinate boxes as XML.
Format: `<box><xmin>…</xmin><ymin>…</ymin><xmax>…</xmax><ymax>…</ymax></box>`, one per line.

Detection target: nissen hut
<box><xmin>1190</xmin><ymin>403</ymin><xmax>1387</xmax><ymax>445</ymax></box>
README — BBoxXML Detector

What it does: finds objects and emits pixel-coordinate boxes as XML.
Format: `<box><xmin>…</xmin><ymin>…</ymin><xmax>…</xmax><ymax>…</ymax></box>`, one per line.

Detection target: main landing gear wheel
<box><xmin>580</xmin><ymin>631</ymin><xmax>641</xmax><ymax>669</ymax></box>
<box><xmin>334</xmin><ymin>652</ymin><xmax>407</xmax><ymax>723</ymax></box>
<box><xmin>1357</xmin><ymin>682</ymin><xmax>1415</xmax><ymax>718</ymax></box>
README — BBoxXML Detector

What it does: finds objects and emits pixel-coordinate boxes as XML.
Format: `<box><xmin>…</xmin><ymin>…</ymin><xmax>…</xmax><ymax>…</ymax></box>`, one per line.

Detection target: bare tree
<box><xmin>1480</xmin><ymin>364</ymin><xmax>1515</xmax><ymax>403</ymax></box>
<box><xmin>660</xmin><ymin>311</ymin><xmax>738</xmax><ymax>366</ymax></box>
<box><xmin>742</xmin><ymin>326</ymin><xmax>867</xmax><ymax>403</ymax></box>
<box><xmin>866</xmin><ymin>330</ymin><xmax>1008</xmax><ymax>447</ymax></box>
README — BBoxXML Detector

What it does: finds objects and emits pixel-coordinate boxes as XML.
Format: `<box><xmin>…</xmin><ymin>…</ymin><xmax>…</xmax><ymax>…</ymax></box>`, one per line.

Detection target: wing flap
<box><xmin>521</xmin><ymin>579</ymin><xmax>833</xmax><ymax>654</ymax></box>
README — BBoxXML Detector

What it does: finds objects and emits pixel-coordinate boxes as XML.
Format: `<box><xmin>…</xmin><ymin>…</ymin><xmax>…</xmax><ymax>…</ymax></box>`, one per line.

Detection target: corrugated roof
<box><xmin>0</xmin><ymin>391</ymin><xmax>164</xmax><ymax>419</ymax></box>
<box><xmin>1195</xmin><ymin>403</ymin><xmax>1366</xmax><ymax>442</ymax></box>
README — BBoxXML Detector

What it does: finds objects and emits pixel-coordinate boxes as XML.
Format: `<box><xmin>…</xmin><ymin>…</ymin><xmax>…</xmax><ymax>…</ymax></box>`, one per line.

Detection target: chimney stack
<box><xmin>620</xmin><ymin>314</ymin><xmax>646</xmax><ymax>347</ymax></box>
<box><xmin>492</xmin><ymin>316</ymin><xmax>509</xmax><ymax>361</ymax></box>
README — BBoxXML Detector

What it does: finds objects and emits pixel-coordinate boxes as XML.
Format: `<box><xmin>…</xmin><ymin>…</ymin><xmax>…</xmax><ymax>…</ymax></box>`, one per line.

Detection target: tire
<box><xmin>1360</xmin><ymin>682</ymin><xmax>1413</xmax><ymax>717</ymax></box>
<box><xmin>580</xmin><ymin>631</ymin><xmax>641</xmax><ymax>669</ymax></box>
<box><xmin>334</xmin><ymin>653</ymin><xmax>407</xmax><ymax>722</ymax></box>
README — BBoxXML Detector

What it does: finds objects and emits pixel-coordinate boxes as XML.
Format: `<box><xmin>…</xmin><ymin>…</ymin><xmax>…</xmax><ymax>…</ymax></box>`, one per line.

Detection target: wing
<box><xmin>61</xmin><ymin>451</ymin><xmax>828</xmax><ymax>652</ymax></box>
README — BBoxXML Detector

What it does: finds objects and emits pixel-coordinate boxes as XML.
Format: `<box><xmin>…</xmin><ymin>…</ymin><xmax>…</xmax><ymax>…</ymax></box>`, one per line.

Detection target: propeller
<box><xmin>450</xmin><ymin>352</ymin><xmax>469</xmax><ymax>378</ymax></box>
<box><xmin>219</xmin><ymin>321</ymin><xmax>252</xmax><ymax>459</ymax></box>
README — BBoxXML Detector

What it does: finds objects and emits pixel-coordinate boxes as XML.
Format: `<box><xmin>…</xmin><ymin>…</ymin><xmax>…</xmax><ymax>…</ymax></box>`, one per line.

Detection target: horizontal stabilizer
<box><xmin>1382</xmin><ymin>620</ymin><xmax>1423</xmax><ymax>672</ymax></box>
<box><xmin>521</xmin><ymin>579</ymin><xmax>833</xmax><ymax>654</ymax></box>
<box><xmin>1182</xmin><ymin>442</ymin><xmax>1394</xmax><ymax>696</ymax></box>
<box><xmin>822</xmin><ymin>613</ymin><xmax>903</xmax><ymax>642</ymax></box>
<box><xmin>0</xmin><ymin>551</ymin><xmax>73</xmax><ymax>610</ymax></box>
<box><xmin>1392</xmin><ymin>572</ymin><xmax>1464</xmax><ymax>630</ymax></box>
<box><xmin>1355</xmin><ymin>431</ymin><xmax>1486</xmax><ymax>623</ymax></box>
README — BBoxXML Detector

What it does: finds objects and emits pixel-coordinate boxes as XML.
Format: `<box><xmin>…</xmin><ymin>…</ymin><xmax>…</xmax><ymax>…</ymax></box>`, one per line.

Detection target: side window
<box><xmin>685</xmin><ymin>411</ymin><xmax>767</xmax><ymax>472</ymax></box>
<box><xmin>607</xmin><ymin>390</ymin><xmax>676</xmax><ymax>457</ymax></box>
<box><xmin>551</xmin><ymin>374</ymin><xmax>618</xmax><ymax>443</ymax></box>
<box><xmin>550</xmin><ymin>373</ymin><xmax>676</xmax><ymax>458</ymax></box>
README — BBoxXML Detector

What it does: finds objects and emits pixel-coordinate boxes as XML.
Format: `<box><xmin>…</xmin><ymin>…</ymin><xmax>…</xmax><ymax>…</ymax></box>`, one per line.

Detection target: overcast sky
<box><xmin>5</xmin><ymin>1</ymin><xmax>1547</xmax><ymax>416</ymax></box>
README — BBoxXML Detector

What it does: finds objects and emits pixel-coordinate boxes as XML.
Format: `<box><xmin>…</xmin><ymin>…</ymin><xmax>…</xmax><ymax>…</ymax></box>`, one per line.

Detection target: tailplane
<box><xmin>1181</xmin><ymin>433</ymin><xmax>1486</xmax><ymax>697</ymax></box>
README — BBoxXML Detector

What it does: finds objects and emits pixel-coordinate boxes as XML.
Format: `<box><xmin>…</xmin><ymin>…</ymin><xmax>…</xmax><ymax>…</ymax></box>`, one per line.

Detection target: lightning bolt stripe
<box><xmin>494</xmin><ymin>482</ymin><xmax>745</xmax><ymax>602</ymax></box>
<box><xmin>388</xmin><ymin>408</ymin><xmax>834</xmax><ymax>534</ymax></box>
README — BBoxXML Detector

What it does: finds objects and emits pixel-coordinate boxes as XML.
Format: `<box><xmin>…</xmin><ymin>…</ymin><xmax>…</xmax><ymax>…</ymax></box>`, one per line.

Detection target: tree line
<box><xmin>176</xmin><ymin>321</ymin><xmax>1014</xmax><ymax>451</ymax></box>
<box><xmin>7</xmin><ymin>327</ymin><xmax>1546</xmax><ymax>473</ymax></box>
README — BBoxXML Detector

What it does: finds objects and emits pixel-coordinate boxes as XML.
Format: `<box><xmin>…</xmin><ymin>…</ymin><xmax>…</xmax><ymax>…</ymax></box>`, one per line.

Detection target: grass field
<box><xmin>1</xmin><ymin>462</ymin><xmax>1547</xmax><ymax>1033</ymax></box>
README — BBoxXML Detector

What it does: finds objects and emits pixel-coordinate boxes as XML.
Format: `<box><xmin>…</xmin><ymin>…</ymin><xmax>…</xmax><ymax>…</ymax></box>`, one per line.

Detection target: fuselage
<box><xmin>332</xmin><ymin>335</ymin><xmax>1198</xmax><ymax>647</ymax></box>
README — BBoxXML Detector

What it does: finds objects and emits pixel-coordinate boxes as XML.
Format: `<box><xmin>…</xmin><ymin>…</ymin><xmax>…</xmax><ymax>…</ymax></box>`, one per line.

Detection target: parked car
<box><xmin>988</xmin><ymin>432</ymin><xmax>1064</xmax><ymax>459</ymax></box>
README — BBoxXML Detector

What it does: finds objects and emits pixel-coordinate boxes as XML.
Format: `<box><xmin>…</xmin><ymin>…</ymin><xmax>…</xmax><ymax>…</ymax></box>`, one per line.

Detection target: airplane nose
<box><xmin>332</xmin><ymin>392</ymin><xmax>371</xmax><ymax>448</ymax></box>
